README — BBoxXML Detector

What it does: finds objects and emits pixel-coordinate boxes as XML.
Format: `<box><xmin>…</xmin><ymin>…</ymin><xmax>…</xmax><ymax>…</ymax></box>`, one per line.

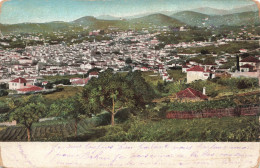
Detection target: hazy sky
<box><xmin>0</xmin><ymin>0</ymin><xmax>256</xmax><ymax>24</ymax></box>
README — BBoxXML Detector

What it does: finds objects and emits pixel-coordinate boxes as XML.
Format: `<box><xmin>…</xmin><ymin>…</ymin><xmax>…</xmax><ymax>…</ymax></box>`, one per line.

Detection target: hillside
<box><xmin>171</xmin><ymin>11</ymin><xmax>260</xmax><ymax>27</ymax></box>
<box><xmin>129</xmin><ymin>13</ymin><xmax>184</xmax><ymax>27</ymax></box>
<box><xmin>171</xmin><ymin>11</ymin><xmax>209</xmax><ymax>26</ymax></box>
<box><xmin>191</xmin><ymin>7</ymin><xmax>229</xmax><ymax>16</ymax></box>
<box><xmin>210</xmin><ymin>11</ymin><xmax>260</xmax><ymax>26</ymax></box>
<box><xmin>0</xmin><ymin>22</ymin><xmax>81</xmax><ymax>34</ymax></box>
<box><xmin>97</xmin><ymin>15</ymin><xmax>120</xmax><ymax>20</ymax></box>
<box><xmin>72</xmin><ymin>16</ymin><xmax>98</xmax><ymax>26</ymax></box>
<box><xmin>0</xmin><ymin>10</ymin><xmax>259</xmax><ymax>34</ymax></box>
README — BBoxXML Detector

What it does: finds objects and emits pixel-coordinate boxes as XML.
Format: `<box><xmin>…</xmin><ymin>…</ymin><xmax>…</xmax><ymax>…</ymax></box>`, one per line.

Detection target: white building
<box><xmin>186</xmin><ymin>66</ymin><xmax>212</xmax><ymax>83</ymax></box>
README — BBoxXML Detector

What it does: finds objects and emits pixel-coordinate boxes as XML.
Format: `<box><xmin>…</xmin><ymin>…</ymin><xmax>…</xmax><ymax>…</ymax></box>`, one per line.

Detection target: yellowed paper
<box><xmin>0</xmin><ymin>142</ymin><xmax>259</xmax><ymax>168</ymax></box>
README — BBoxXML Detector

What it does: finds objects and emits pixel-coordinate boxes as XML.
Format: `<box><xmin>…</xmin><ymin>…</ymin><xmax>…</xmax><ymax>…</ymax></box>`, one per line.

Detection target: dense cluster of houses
<box><xmin>0</xmin><ymin>29</ymin><xmax>260</xmax><ymax>94</ymax></box>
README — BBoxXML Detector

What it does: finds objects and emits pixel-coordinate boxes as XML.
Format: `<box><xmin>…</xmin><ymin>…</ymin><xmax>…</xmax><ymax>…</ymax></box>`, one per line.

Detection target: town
<box><xmin>0</xmin><ymin>25</ymin><xmax>259</xmax><ymax>92</ymax></box>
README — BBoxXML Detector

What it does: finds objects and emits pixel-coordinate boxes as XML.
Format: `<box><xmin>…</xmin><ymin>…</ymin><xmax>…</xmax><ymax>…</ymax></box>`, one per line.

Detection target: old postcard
<box><xmin>0</xmin><ymin>0</ymin><xmax>259</xmax><ymax>167</ymax></box>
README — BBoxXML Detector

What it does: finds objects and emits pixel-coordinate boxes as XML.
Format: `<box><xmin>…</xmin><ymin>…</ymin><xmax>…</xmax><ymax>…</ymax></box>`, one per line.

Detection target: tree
<box><xmin>125</xmin><ymin>71</ymin><xmax>156</xmax><ymax>105</ymax></box>
<box><xmin>125</xmin><ymin>58</ymin><xmax>132</xmax><ymax>64</ymax></box>
<box><xmin>49</xmin><ymin>95</ymin><xmax>87</xmax><ymax>136</ymax></box>
<box><xmin>0</xmin><ymin>90</ymin><xmax>8</xmax><ymax>97</ymax></box>
<box><xmin>83</xmin><ymin>69</ymin><xmax>135</xmax><ymax>126</ymax></box>
<box><xmin>201</xmin><ymin>49</ymin><xmax>210</xmax><ymax>55</ymax></box>
<box><xmin>9</xmin><ymin>95</ymin><xmax>46</xmax><ymax>141</ymax></box>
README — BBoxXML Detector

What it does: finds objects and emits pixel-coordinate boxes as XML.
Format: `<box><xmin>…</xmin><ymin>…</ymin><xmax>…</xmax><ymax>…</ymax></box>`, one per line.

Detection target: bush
<box><xmin>168</xmin><ymin>99</ymin><xmax>236</xmax><ymax>112</ymax></box>
<box><xmin>0</xmin><ymin>101</ymin><xmax>9</xmax><ymax>114</ymax></box>
<box><xmin>214</xmin><ymin>78</ymin><xmax>259</xmax><ymax>90</ymax></box>
<box><xmin>0</xmin><ymin>89</ymin><xmax>8</xmax><ymax>97</ymax></box>
<box><xmin>0</xmin><ymin>83</ymin><xmax>7</xmax><ymax>90</ymax></box>
<box><xmin>95</xmin><ymin>117</ymin><xmax>259</xmax><ymax>142</ymax></box>
<box><xmin>189</xmin><ymin>80</ymin><xmax>221</xmax><ymax>97</ymax></box>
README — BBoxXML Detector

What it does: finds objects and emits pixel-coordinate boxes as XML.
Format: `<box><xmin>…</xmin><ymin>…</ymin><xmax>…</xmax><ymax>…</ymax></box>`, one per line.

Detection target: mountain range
<box><xmin>0</xmin><ymin>5</ymin><xmax>259</xmax><ymax>34</ymax></box>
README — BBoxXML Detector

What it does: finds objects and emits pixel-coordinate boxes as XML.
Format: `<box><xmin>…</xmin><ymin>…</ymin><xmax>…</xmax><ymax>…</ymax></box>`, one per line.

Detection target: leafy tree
<box><xmin>0</xmin><ymin>83</ymin><xmax>7</xmax><ymax>90</ymax></box>
<box><xmin>201</xmin><ymin>49</ymin><xmax>210</xmax><ymax>55</ymax></box>
<box><xmin>0</xmin><ymin>90</ymin><xmax>8</xmax><ymax>97</ymax></box>
<box><xmin>83</xmin><ymin>69</ymin><xmax>135</xmax><ymax>126</ymax></box>
<box><xmin>49</xmin><ymin>95</ymin><xmax>87</xmax><ymax>136</ymax></box>
<box><xmin>9</xmin><ymin>95</ymin><xmax>46</xmax><ymax>141</ymax></box>
<box><xmin>125</xmin><ymin>71</ymin><xmax>156</xmax><ymax>112</ymax></box>
<box><xmin>125</xmin><ymin>58</ymin><xmax>132</xmax><ymax>64</ymax></box>
<box><xmin>45</xmin><ymin>82</ymin><xmax>53</xmax><ymax>89</ymax></box>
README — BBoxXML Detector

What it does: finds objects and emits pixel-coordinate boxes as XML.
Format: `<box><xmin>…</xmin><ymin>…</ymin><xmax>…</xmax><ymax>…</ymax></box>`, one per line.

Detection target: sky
<box><xmin>0</xmin><ymin>0</ymin><xmax>256</xmax><ymax>24</ymax></box>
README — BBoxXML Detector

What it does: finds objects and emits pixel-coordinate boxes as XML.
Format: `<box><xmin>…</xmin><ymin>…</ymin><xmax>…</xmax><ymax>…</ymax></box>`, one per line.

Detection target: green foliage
<box><xmin>53</xmin><ymin>79</ymin><xmax>71</xmax><ymax>85</ymax></box>
<box><xmin>201</xmin><ymin>49</ymin><xmax>210</xmax><ymax>55</ymax></box>
<box><xmin>214</xmin><ymin>77</ymin><xmax>259</xmax><ymax>91</ymax></box>
<box><xmin>167</xmin><ymin>70</ymin><xmax>186</xmax><ymax>81</ymax></box>
<box><xmin>0</xmin><ymin>90</ymin><xmax>8</xmax><ymax>97</ymax></box>
<box><xmin>48</xmin><ymin>94</ymin><xmax>88</xmax><ymax>136</ymax></box>
<box><xmin>165</xmin><ymin>81</ymin><xmax>187</xmax><ymax>95</ymax></box>
<box><xmin>168</xmin><ymin>99</ymin><xmax>236</xmax><ymax>112</ymax></box>
<box><xmin>189</xmin><ymin>80</ymin><xmax>221</xmax><ymax>97</ymax></box>
<box><xmin>0</xmin><ymin>84</ymin><xmax>7</xmax><ymax>90</ymax></box>
<box><xmin>125</xmin><ymin>58</ymin><xmax>132</xmax><ymax>64</ymax></box>
<box><xmin>0</xmin><ymin>101</ymin><xmax>9</xmax><ymax>114</ymax></box>
<box><xmin>95</xmin><ymin>117</ymin><xmax>259</xmax><ymax>142</ymax></box>
<box><xmin>83</xmin><ymin>69</ymin><xmax>136</xmax><ymax>125</ymax></box>
<box><xmin>9</xmin><ymin>95</ymin><xmax>47</xmax><ymax>128</ymax></box>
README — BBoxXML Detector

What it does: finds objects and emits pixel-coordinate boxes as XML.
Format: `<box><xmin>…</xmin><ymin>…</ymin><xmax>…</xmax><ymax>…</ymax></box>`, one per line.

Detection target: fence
<box><xmin>166</xmin><ymin>105</ymin><xmax>260</xmax><ymax>119</ymax></box>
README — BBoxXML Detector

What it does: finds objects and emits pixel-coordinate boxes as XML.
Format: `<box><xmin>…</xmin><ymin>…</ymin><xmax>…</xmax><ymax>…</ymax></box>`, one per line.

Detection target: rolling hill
<box><xmin>0</xmin><ymin>10</ymin><xmax>259</xmax><ymax>34</ymax></box>
<box><xmin>171</xmin><ymin>11</ymin><xmax>260</xmax><ymax>27</ymax></box>
<box><xmin>191</xmin><ymin>7</ymin><xmax>229</xmax><ymax>16</ymax></box>
<box><xmin>129</xmin><ymin>13</ymin><xmax>184</xmax><ymax>27</ymax></box>
<box><xmin>171</xmin><ymin>11</ymin><xmax>210</xmax><ymax>26</ymax></box>
<box><xmin>190</xmin><ymin>5</ymin><xmax>258</xmax><ymax>16</ymax></box>
<box><xmin>96</xmin><ymin>15</ymin><xmax>120</xmax><ymax>20</ymax></box>
<box><xmin>0</xmin><ymin>22</ymin><xmax>80</xmax><ymax>34</ymax></box>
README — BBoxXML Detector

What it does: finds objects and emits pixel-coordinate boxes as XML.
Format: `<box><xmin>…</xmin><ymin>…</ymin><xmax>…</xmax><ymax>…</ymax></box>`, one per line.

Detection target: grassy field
<box><xmin>142</xmin><ymin>71</ymin><xmax>163</xmax><ymax>86</ymax></box>
<box><xmin>167</xmin><ymin>70</ymin><xmax>186</xmax><ymax>81</ymax></box>
<box><xmin>43</xmin><ymin>86</ymin><xmax>83</xmax><ymax>101</ymax></box>
<box><xmin>43</xmin><ymin>74</ymin><xmax>83</xmax><ymax>82</ymax></box>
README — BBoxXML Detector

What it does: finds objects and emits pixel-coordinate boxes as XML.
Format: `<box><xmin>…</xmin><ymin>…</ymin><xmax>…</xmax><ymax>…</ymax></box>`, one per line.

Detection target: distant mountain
<box><xmin>129</xmin><ymin>13</ymin><xmax>184</xmax><ymax>27</ymax></box>
<box><xmin>171</xmin><ymin>11</ymin><xmax>259</xmax><ymax>27</ymax></box>
<box><xmin>210</xmin><ymin>11</ymin><xmax>260</xmax><ymax>26</ymax></box>
<box><xmin>190</xmin><ymin>5</ymin><xmax>258</xmax><ymax>16</ymax></box>
<box><xmin>96</xmin><ymin>15</ymin><xmax>120</xmax><ymax>20</ymax></box>
<box><xmin>72</xmin><ymin>16</ymin><xmax>98</xmax><ymax>26</ymax></box>
<box><xmin>171</xmin><ymin>11</ymin><xmax>209</xmax><ymax>26</ymax></box>
<box><xmin>191</xmin><ymin>7</ymin><xmax>229</xmax><ymax>16</ymax></box>
<box><xmin>229</xmin><ymin>4</ymin><xmax>258</xmax><ymax>14</ymax></box>
<box><xmin>0</xmin><ymin>10</ymin><xmax>259</xmax><ymax>34</ymax></box>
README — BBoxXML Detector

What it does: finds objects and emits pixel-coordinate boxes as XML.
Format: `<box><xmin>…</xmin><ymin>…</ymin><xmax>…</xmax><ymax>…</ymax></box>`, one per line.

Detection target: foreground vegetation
<box><xmin>0</xmin><ymin>69</ymin><xmax>259</xmax><ymax>141</ymax></box>
<box><xmin>0</xmin><ymin>116</ymin><xmax>257</xmax><ymax>142</ymax></box>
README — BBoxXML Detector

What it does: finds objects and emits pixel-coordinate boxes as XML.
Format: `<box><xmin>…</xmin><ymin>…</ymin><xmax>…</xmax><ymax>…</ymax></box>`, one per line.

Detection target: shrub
<box><xmin>0</xmin><ymin>89</ymin><xmax>8</xmax><ymax>97</ymax></box>
<box><xmin>95</xmin><ymin>117</ymin><xmax>259</xmax><ymax>142</ymax></box>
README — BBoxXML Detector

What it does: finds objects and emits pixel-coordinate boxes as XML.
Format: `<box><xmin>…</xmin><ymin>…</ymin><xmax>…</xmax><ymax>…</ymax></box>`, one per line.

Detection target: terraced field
<box><xmin>0</xmin><ymin>118</ymin><xmax>101</xmax><ymax>141</ymax></box>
